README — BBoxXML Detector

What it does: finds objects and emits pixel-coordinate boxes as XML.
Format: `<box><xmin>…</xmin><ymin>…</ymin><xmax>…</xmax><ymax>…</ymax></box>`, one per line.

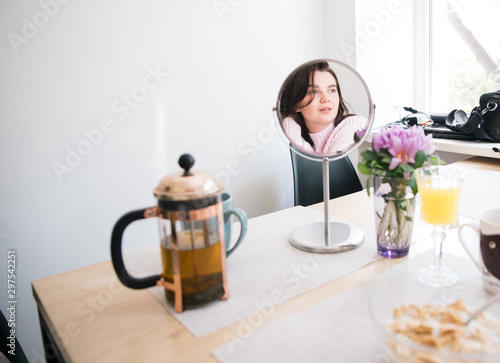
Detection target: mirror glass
<box><xmin>276</xmin><ymin>59</ymin><xmax>375</xmax><ymax>159</ymax></box>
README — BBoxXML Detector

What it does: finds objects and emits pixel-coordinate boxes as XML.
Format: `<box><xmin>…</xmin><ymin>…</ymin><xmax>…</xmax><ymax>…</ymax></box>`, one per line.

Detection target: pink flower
<box><xmin>356</xmin><ymin>127</ymin><xmax>366</xmax><ymax>140</ymax></box>
<box><xmin>373</xmin><ymin>125</ymin><xmax>435</xmax><ymax>170</ymax></box>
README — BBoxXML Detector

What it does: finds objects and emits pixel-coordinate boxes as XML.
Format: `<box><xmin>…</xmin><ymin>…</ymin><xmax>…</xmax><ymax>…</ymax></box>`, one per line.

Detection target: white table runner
<box><xmin>125</xmin><ymin>206</ymin><xmax>381</xmax><ymax>337</ymax></box>
<box><xmin>211</xmin><ymin>250</ymin><xmax>478</xmax><ymax>362</ymax></box>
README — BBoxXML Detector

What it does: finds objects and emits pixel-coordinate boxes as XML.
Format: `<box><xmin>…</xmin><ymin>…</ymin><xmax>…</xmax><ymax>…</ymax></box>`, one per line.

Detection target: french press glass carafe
<box><xmin>111</xmin><ymin>154</ymin><xmax>229</xmax><ymax>312</ymax></box>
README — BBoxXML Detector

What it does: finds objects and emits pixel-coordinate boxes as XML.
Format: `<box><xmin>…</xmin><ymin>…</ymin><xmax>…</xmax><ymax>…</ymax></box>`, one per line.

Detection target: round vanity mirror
<box><xmin>276</xmin><ymin>58</ymin><xmax>374</xmax><ymax>159</ymax></box>
<box><xmin>275</xmin><ymin>58</ymin><xmax>375</xmax><ymax>253</ymax></box>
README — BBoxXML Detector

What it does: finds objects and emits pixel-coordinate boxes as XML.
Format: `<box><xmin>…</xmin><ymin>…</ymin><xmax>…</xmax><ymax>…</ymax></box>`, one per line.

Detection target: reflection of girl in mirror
<box><xmin>280</xmin><ymin>61</ymin><xmax>367</xmax><ymax>154</ymax></box>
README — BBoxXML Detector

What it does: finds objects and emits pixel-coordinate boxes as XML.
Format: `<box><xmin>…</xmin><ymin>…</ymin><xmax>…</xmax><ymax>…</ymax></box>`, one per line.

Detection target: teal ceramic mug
<box><xmin>222</xmin><ymin>192</ymin><xmax>247</xmax><ymax>256</ymax></box>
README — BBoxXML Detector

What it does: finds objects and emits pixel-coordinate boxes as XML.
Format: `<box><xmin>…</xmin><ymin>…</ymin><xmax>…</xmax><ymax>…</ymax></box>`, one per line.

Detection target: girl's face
<box><xmin>296</xmin><ymin>70</ymin><xmax>340</xmax><ymax>133</ymax></box>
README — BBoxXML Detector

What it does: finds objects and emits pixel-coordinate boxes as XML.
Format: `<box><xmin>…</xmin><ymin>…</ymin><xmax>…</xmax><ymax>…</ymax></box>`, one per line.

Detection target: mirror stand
<box><xmin>289</xmin><ymin>158</ymin><xmax>364</xmax><ymax>253</ymax></box>
<box><xmin>276</xmin><ymin>58</ymin><xmax>374</xmax><ymax>253</ymax></box>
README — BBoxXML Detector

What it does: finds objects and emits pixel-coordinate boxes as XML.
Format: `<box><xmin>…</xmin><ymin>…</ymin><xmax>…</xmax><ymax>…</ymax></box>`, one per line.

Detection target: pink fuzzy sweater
<box><xmin>283</xmin><ymin>116</ymin><xmax>368</xmax><ymax>154</ymax></box>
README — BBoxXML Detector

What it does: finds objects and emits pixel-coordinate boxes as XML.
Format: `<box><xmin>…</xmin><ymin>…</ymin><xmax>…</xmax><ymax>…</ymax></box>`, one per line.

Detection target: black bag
<box><xmin>443</xmin><ymin>90</ymin><xmax>500</xmax><ymax>142</ymax></box>
<box><xmin>472</xmin><ymin>90</ymin><xmax>500</xmax><ymax>141</ymax></box>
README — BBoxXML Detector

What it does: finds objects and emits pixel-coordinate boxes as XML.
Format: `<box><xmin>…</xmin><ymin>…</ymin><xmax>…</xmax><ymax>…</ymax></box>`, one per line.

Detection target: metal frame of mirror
<box><xmin>275</xmin><ymin>58</ymin><xmax>375</xmax><ymax>253</ymax></box>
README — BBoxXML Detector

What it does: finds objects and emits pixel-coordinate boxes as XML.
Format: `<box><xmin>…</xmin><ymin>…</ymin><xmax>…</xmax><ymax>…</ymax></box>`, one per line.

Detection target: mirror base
<box><xmin>289</xmin><ymin>221</ymin><xmax>364</xmax><ymax>253</ymax></box>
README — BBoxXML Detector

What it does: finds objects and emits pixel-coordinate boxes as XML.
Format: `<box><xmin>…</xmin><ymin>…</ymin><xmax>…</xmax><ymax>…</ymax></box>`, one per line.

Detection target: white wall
<box><xmin>355</xmin><ymin>0</ymin><xmax>415</xmax><ymax>128</ymax></box>
<box><xmin>0</xmin><ymin>0</ymin><xmax>342</xmax><ymax>359</ymax></box>
<box><xmin>325</xmin><ymin>0</ymin><xmax>356</xmax><ymax>65</ymax></box>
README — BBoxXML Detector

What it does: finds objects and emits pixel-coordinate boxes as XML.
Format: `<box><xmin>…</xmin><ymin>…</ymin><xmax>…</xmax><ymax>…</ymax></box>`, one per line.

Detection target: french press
<box><xmin>111</xmin><ymin>154</ymin><xmax>229</xmax><ymax>312</ymax></box>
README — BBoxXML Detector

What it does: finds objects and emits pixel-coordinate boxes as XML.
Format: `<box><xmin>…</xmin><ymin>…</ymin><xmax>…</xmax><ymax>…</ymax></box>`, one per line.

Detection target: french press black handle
<box><xmin>110</xmin><ymin>208</ymin><xmax>161</xmax><ymax>289</ymax></box>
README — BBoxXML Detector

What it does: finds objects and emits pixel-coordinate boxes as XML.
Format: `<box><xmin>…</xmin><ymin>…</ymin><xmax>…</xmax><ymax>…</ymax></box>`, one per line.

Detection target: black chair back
<box><xmin>290</xmin><ymin>147</ymin><xmax>363</xmax><ymax>207</ymax></box>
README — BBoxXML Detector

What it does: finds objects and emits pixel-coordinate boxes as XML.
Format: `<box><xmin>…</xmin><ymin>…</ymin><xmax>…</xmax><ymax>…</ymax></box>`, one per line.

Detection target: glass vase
<box><xmin>373</xmin><ymin>174</ymin><xmax>415</xmax><ymax>258</ymax></box>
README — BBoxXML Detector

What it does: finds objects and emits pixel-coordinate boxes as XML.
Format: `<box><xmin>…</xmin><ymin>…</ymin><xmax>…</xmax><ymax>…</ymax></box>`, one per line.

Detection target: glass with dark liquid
<box><xmin>159</xmin><ymin>219</ymin><xmax>225</xmax><ymax>309</ymax></box>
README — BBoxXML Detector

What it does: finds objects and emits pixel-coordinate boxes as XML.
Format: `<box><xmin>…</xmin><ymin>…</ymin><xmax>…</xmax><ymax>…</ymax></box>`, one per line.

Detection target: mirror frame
<box><xmin>275</xmin><ymin>58</ymin><xmax>375</xmax><ymax>162</ymax></box>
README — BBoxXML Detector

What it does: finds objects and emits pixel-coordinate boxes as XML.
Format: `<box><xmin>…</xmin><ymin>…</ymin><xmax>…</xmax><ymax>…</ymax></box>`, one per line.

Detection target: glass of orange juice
<box><xmin>415</xmin><ymin>165</ymin><xmax>466</xmax><ymax>287</ymax></box>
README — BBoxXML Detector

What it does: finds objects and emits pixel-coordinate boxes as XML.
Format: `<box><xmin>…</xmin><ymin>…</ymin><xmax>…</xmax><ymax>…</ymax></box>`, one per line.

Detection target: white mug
<box><xmin>459</xmin><ymin>208</ymin><xmax>500</xmax><ymax>294</ymax></box>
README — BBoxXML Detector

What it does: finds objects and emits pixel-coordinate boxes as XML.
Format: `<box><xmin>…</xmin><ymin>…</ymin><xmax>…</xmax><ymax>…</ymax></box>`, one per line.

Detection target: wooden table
<box><xmin>32</xmin><ymin>157</ymin><xmax>500</xmax><ymax>362</ymax></box>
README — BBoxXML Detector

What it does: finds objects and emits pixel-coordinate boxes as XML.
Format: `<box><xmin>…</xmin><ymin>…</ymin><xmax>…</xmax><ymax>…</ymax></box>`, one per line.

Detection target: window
<box><xmin>355</xmin><ymin>0</ymin><xmax>500</xmax><ymax>125</ymax></box>
<box><xmin>430</xmin><ymin>0</ymin><xmax>500</xmax><ymax>113</ymax></box>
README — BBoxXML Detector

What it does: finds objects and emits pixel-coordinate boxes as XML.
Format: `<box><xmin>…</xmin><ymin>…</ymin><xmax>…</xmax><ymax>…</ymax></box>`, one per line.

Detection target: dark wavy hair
<box><xmin>280</xmin><ymin>61</ymin><xmax>351</xmax><ymax>148</ymax></box>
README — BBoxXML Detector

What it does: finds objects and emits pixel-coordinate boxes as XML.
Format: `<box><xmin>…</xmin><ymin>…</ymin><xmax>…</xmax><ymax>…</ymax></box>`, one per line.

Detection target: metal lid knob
<box><xmin>178</xmin><ymin>154</ymin><xmax>195</xmax><ymax>176</ymax></box>
<box><xmin>153</xmin><ymin>154</ymin><xmax>223</xmax><ymax>201</ymax></box>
